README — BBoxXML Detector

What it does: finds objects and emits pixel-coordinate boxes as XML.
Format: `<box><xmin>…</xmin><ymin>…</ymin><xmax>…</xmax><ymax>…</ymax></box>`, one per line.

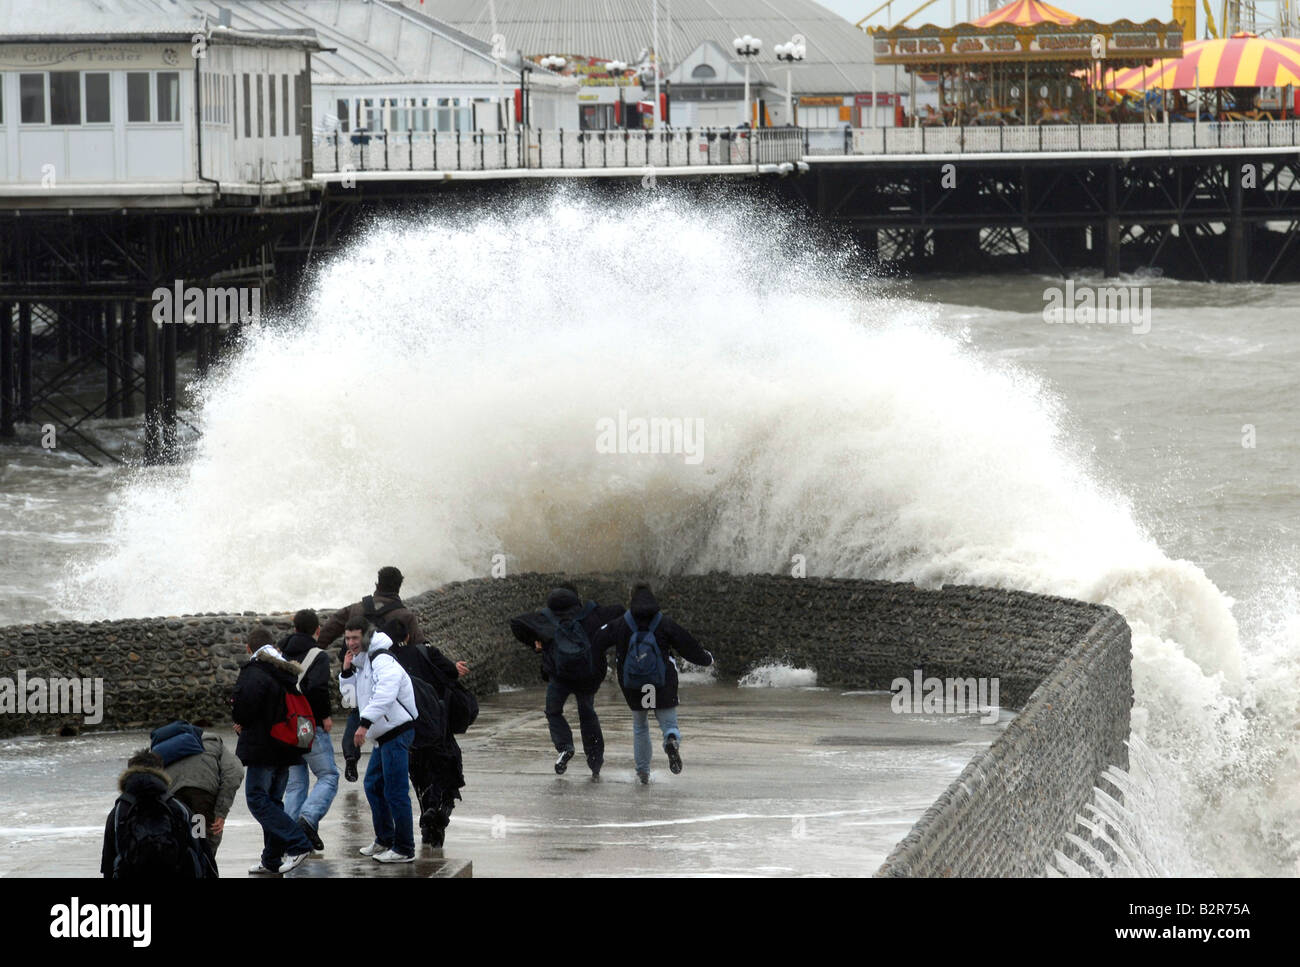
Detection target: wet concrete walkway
<box><xmin>0</xmin><ymin>682</ymin><xmax>1008</xmax><ymax>877</ymax></box>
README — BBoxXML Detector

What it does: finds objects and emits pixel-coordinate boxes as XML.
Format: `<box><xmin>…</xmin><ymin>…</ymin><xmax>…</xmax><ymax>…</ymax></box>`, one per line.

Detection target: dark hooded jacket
<box><xmin>100</xmin><ymin>762</ymin><xmax>215</xmax><ymax>878</ymax></box>
<box><xmin>509</xmin><ymin>588</ymin><xmax>624</xmax><ymax>689</ymax></box>
<box><xmin>318</xmin><ymin>590</ymin><xmax>426</xmax><ymax>651</ymax></box>
<box><xmin>230</xmin><ymin>645</ymin><xmax>308</xmax><ymax>768</ymax></box>
<box><xmin>392</xmin><ymin>640</ymin><xmax>466</xmax><ymax>796</ymax></box>
<box><xmin>593</xmin><ymin>586</ymin><xmax>714</xmax><ymax>711</ymax></box>
<box><xmin>277</xmin><ymin>631</ymin><xmax>333</xmax><ymax>726</ymax></box>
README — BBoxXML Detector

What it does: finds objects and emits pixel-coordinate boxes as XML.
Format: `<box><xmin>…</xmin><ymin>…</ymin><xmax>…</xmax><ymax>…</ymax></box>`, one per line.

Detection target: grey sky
<box><xmin>817</xmin><ymin>0</ymin><xmax>1193</xmax><ymax>32</ymax></box>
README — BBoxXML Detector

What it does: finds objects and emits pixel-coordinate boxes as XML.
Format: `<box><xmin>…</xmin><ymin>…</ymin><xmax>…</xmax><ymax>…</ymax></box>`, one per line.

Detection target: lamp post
<box><xmin>607</xmin><ymin>59</ymin><xmax>628</xmax><ymax>129</ymax></box>
<box><xmin>733</xmin><ymin>34</ymin><xmax>762</xmax><ymax>127</ymax></box>
<box><xmin>774</xmin><ymin>35</ymin><xmax>805</xmax><ymax>126</ymax></box>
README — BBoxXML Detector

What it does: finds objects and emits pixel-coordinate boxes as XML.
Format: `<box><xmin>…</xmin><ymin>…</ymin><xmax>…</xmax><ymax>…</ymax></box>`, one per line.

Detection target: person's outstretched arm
<box><xmin>317</xmin><ymin>602</ymin><xmax>354</xmax><ymax>649</ymax></box>
<box><xmin>664</xmin><ymin>619</ymin><xmax>713</xmax><ymax>667</ymax></box>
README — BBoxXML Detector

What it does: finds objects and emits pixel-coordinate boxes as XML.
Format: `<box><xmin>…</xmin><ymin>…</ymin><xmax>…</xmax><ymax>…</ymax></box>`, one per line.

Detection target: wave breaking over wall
<box><xmin>56</xmin><ymin>190</ymin><xmax>1298</xmax><ymax>876</ymax></box>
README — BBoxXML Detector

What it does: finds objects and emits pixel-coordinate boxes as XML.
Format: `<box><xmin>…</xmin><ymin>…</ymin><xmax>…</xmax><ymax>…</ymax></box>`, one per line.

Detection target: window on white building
<box><xmin>20</xmin><ymin>73</ymin><xmax>46</xmax><ymax>123</ymax></box>
<box><xmin>85</xmin><ymin>72</ymin><xmax>110</xmax><ymax>123</ymax></box>
<box><xmin>268</xmin><ymin>75</ymin><xmax>277</xmax><ymax>135</ymax></box>
<box><xmin>157</xmin><ymin>72</ymin><xmax>179</xmax><ymax>123</ymax></box>
<box><xmin>127</xmin><ymin>72</ymin><xmax>150</xmax><ymax>122</ymax></box>
<box><xmin>49</xmin><ymin>72</ymin><xmax>80</xmax><ymax>125</ymax></box>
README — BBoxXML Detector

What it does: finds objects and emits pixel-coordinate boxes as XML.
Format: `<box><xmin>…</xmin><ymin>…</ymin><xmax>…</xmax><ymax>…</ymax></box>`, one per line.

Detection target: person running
<box><xmin>101</xmin><ymin>749</ymin><xmax>217</xmax><ymax>879</ymax></box>
<box><xmin>509</xmin><ymin>585</ymin><xmax>623</xmax><ymax>778</ymax></box>
<box><xmin>231</xmin><ymin>626</ymin><xmax>316</xmax><ymax>875</ymax></box>
<box><xmin>318</xmin><ymin>566</ymin><xmax>425</xmax><ymax>783</ymax></box>
<box><xmin>149</xmin><ymin>720</ymin><xmax>243</xmax><ymax>855</ymax></box>
<box><xmin>593</xmin><ymin>583</ymin><xmax>714</xmax><ymax>784</ymax></box>
<box><xmin>278</xmin><ymin>609</ymin><xmax>338</xmax><ymax>853</ymax></box>
<box><xmin>387</xmin><ymin>617</ymin><xmax>470</xmax><ymax>848</ymax></box>
<box><xmin>341</xmin><ymin>622</ymin><xmax>419</xmax><ymax>863</ymax></box>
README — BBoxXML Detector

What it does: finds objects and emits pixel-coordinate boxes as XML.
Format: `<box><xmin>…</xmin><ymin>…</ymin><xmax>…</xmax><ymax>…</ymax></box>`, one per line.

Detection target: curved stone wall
<box><xmin>0</xmin><ymin>574</ymin><xmax>1131</xmax><ymax>876</ymax></box>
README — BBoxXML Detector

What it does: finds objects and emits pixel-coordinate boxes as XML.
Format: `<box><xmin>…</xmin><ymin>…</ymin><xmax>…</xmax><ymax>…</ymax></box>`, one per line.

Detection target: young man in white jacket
<box><xmin>340</xmin><ymin>620</ymin><xmax>418</xmax><ymax>863</ymax></box>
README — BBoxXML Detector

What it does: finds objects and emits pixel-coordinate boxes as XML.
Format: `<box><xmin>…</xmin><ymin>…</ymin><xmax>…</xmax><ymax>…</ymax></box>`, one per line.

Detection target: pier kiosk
<box><xmin>0</xmin><ymin>8</ymin><xmax>323</xmax><ymax>463</ymax></box>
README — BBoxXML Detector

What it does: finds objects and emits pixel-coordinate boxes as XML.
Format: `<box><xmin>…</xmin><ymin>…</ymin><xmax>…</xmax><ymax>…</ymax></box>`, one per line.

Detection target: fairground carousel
<box><xmin>871</xmin><ymin>0</ymin><xmax>1184</xmax><ymax>125</ymax></box>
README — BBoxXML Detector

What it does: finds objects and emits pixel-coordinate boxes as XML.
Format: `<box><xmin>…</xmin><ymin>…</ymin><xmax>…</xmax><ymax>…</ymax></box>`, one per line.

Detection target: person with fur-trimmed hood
<box><xmin>231</xmin><ymin>626</ymin><xmax>316</xmax><ymax>875</ymax></box>
<box><xmin>593</xmin><ymin>583</ymin><xmax>714</xmax><ymax>784</ymax></box>
<box><xmin>101</xmin><ymin>749</ymin><xmax>216</xmax><ymax>879</ymax></box>
<box><xmin>340</xmin><ymin>624</ymin><xmax>419</xmax><ymax>863</ymax></box>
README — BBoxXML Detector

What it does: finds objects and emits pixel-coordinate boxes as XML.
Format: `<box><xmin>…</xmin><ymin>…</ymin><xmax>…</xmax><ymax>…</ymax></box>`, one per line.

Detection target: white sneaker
<box><xmin>248</xmin><ymin>861</ymin><xmax>277</xmax><ymax>875</ymax></box>
<box><xmin>359</xmin><ymin>841</ymin><xmax>387</xmax><ymax>856</ymax></box>
<box><xmin>278</xmin><ymin>851</ymin><xmax>310</xmax><ymax>874</ymax></box>
<box><xmin>373</xmin><ymin>848</ymin><xmax>415</xmax><ymax>864</ymax></box>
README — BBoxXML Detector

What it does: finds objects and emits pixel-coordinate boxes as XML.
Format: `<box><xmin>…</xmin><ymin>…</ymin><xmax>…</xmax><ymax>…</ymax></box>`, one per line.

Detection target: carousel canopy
<box><xmin>973</xmin><ymin>0</ymin><xmax>1080</xmax><ymax>27</ymax></box>
<box><xmin>1106</xmin><ymin>35</ymin><xmax>1300</xmax><ymax>89</ymax></box>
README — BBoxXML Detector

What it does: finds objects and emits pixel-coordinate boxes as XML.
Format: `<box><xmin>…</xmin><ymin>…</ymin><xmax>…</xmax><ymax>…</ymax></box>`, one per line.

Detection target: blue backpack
<box><xmin>543</xmin><ymin>603</ymin><xmax>598</xmax><ymax>681</ymax></box>
<box><xmin>149</xmin><ymin>721</ymin><xmax>206</xmax><ymax>766</ymax></box>
<box><xmin>622</xmin><ymin>611</ymin><xmax>666</xmax><ymax>689</ymax></box>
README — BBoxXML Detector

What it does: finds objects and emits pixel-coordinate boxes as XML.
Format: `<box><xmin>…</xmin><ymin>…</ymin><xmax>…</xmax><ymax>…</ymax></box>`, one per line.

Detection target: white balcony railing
<box><xmin>802</xmin><ymin>121</ymin><xmax>1300</xmax><ymax>157</ymax></box>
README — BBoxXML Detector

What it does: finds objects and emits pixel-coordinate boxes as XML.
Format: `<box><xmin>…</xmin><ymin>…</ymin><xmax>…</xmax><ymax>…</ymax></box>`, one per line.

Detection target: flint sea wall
<box><xmin>0</xmin><ymin>574</ymin><xmax>1132</xmax><ymax>876</ymax></box>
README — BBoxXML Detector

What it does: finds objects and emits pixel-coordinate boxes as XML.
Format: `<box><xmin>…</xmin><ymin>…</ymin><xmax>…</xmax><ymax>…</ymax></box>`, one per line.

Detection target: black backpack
<box><xmin>362</xmin><ymin>595</ymin><xmax>406</xmax><ymax>644</ymax></box>
<box><xmin>383</xmin><ymin>650</ymin><xmax>448</xmax><ymax>751</ymax></box>
<box><xmin>542</xmin><ymin>603</ymin><xmax>598</xmax><ymax>681</ymax></box>
<box><xmin>111</xmin><ymin>790</ymin><xmax>215</xmax><ymax>879</ymax></box>
<box><xmin>409</xmin><ymin>642</ymin><xmax>479</xmax><ymax>735</ymax></box>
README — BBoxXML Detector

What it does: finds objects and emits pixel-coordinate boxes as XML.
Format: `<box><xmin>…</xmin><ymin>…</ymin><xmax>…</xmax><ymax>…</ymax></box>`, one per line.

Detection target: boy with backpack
<box><xmin>340</xmin><ymin>620</ymin><xmax>420</xmax><ymax>863</ymax></box>
<box><xmin>594</xmin><ymin>583</ymin><xmax>714</xmax><ymax>784</ymax></box>
<box><xmin>387</xmin><ymin>617</ymin><xmax>474</xmax><ymax>848</ymax></box>
<box><xmin>149</xmin><ymin>719</ymin><xmax>243</xmax><ymax>854</ymax></box>
<box><xmin>509</xmin><ymin>585</ymin><xmax>623</xmax><ymax>778</ymax></box>
<box><xmin>278</xmin><ymin>609</ymin><xmax>339</xmax><ymax>853</ymax></box>
<box><xmin>101</xmin><ymin>749</ymin><xmax>217</xmax><ymax>879</ymax></box>
<box><xmin>231</xmin><ymin>626</ymin><xmax>317</xmax><ymax>875</ymax></box>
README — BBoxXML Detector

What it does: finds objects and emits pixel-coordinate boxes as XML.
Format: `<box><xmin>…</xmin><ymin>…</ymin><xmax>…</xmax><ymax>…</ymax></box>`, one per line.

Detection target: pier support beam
<box><xmin>119</xmin><ymin>301</ymin><xmax>135</xmax><ymax>418</ymax></box>
<box><xmin>1227</xmin><ymin>160</ymin><xmax>1249</xmax><ymax>283</ymax></box>
<box><xmin>18</xmin><ymin>302</ymin><xmax>32</xmax><ymax>424</ymax></box>
<box><xmin>1</xmin><ymin>302</ymin><xmax>13</xmax><ymax>439</ymax></box>
<box><xmin>105</xmin><ymin>303</ymin><xmax>120</xmax><ymax>420</ymax></box>
<box><xmin>141</xmin><ymin>300</ymin><xmax>162</xmax><ymax>464</ymax></box>
<box><xmin>1104</xmin><ymin>165</ymin><xmax>1120</xmax><ymax>279</ymax></box>
<box><xmin>162</xmin><ymin>320</ymin><xmax>177</xmax><ymax>456</ymax></box>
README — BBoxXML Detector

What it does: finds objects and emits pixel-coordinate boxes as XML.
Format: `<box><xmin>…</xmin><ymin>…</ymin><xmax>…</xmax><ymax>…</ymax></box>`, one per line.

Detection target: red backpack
<box><xmin>269</xmin><ymin>650</ymin><xmax>320</xmax><ymax>750</ymax></box>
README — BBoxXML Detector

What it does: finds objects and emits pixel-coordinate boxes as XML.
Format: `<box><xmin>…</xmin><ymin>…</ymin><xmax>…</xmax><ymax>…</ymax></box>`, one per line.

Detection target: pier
<box><xmin>6</xmin><ymin>122</ymin><xmax>1299</xmax><ymax>461</ymax></box>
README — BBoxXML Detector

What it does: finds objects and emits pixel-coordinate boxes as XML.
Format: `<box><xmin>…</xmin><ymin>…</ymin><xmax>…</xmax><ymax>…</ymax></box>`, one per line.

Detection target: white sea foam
<box><xmin>738</xmin><ymin>663</ymin><xmax>819</xmax><ymax>689</ymax></box>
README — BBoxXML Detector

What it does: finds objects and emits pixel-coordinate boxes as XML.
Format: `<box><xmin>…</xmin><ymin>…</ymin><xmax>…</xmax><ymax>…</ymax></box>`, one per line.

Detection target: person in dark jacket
<box><xmin>594</xmin><ymin>583</ymin><xmax>714</xmax><ymax>784</ymax></box>
<box><xmin>317</xmin><ymin>566</ymin><xmax>424</xmax><ymax>783</ymax></box>
<box><xmin>510</xmin><ymin>584</ymin><xmax>623</xmax><ymax>778</ymax></box>
<box><xmin>101</xmin><ymin>749</ymin><xmax>215</xmax><ymax>879</ymax></box>
<box><xmin>387</xmin><ymin>618</ymin><xmax>470</xmax><ymax>848</ymax></box>
<box><xmin>230</xmin><ymin>626</ymin><xmax>315</xmax><ymax>875</ymax></box>
<box><xmin>278</xmin><ymin>609</ymin><xmax>338</xmax><ymax>853</ymax></box>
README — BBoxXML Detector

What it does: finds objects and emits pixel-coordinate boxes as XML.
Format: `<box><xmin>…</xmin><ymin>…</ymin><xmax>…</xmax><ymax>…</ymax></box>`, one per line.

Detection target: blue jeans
<box><xmin>245</xmin><ymin>764</ymin><xmax>314</xmax><ymax>870</ymax></box>
<box><xmin>284</xmin><ymin>727</ymin><xmax>339</xmax><ymax>830</ymax></box>
<box><xmin>631</xmin><ymin>706</ymin><xmax>680</xmax><ymax>776</ymax></box>
<box><xmin>363</xmin><ymin>728</ymin><xmax>415</xmax><ymax>857</ymax></box>
<box><xmin>545</xmin><ymin>678</ymin><xmax>603</xmax><ymax>770</ymax></box>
